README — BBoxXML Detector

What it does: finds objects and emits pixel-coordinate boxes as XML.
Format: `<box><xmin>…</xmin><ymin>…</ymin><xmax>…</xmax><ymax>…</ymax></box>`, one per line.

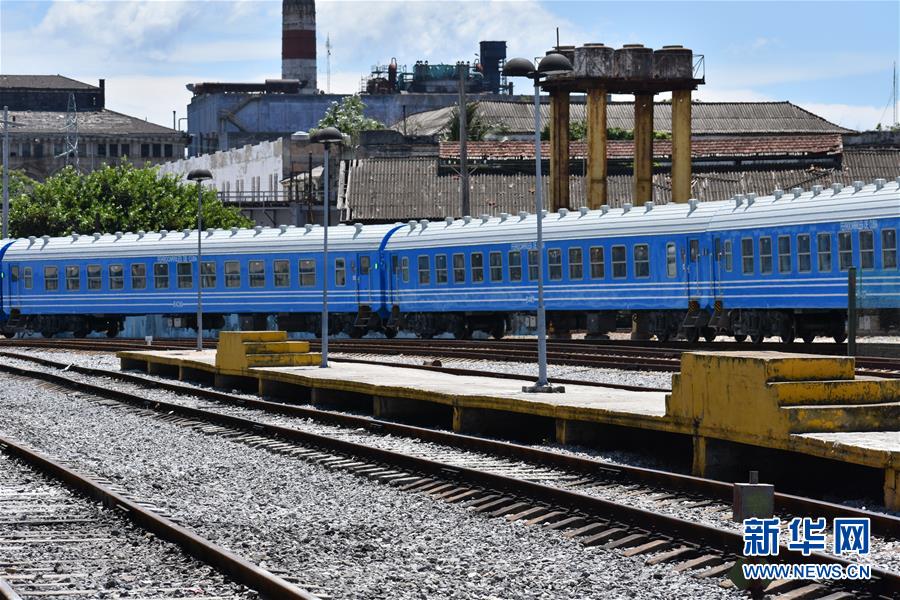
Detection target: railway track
<box><xmin>2</xmin><ymin>337</ymin><xmax>899</xmax><ymax>380</ymax></box>
<box><xmin>0</xmin><ymin>350</ymin><xmax>897</xmax><ymax>599</ymax></box>
<box><xmin>0</xmin><ymin>425</ymin><xmax>318</xmax><ymax>599</ymax></box>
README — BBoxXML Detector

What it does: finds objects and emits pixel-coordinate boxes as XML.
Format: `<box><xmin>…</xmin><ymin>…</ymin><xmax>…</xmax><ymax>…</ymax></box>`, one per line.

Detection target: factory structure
<box><xmin>186</xmin><ymin>0</ymin><xmax>512</xmax><ymax>156</ymax></box>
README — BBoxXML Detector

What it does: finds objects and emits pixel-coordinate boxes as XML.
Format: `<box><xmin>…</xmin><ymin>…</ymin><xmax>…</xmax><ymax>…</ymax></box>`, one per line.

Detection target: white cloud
<box><xmin>797</xmin><ymin>101</ymin><xmax>900</xmax><ymax>132</ymax></box>
<box><xmin>317</xmin><ymin>0</ymin><xmax>588</xmax><ymax>76</ymax></box>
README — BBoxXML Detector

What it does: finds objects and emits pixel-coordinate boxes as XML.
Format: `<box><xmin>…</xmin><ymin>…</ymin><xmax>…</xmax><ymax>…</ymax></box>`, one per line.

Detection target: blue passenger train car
<box><xmin>1</xmin><ymin>178</ymin><xmax>897</xmax><ymax>342</ymax></box>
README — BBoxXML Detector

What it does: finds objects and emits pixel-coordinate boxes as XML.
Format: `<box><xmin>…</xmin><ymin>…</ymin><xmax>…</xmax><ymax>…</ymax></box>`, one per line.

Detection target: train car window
<box><xmin>741</xmin><ymin>238</ymin><xmax>754</xmax><ymax>275</ymax></box>
<box><xmin>176</xmin><ymin>262</ymin><xmax>193</xmax><ymax>289</ymax></box>
<box><xmin>547</xmin><ymin>249</ymin><xmax>562</xmax><ymax>281</ymax></box>
<box><xmin>154</xmin><ymin>263</ymin><xmax>169</xmax><ymax>289</ymax></box>
<box><xmin>334</xmin><ymin>258</ymin><xmax>346</xmax><ymax>286</ymax></box>
<box><xmin>417</xmin><ymin>255</ymin><xmax>430</xmax><ymax>285</ymax></box>
<box><xmin>225</xmin><ymin>261</ymin><xmax>241</xmax><ymax>288</ymax></box>
<box><xmin>569</xmin><ymin>247</ymin><xmax>583</xmax><ymax>280</ymax></box>
<box><xmin>489</xmin><ymin>252</ymin><xmax>503</xmax><ymax>282</ymax></box>
<box><xmin>132</xmin><ymin>264</ymin><xmax>147</xmax><ymax>290</ymax></box>
<box><xmin>249</xmin><ymin>260</ymin><xmax>265</xmax><ymax>288</ymax></box>
<box><xmin>471</xmin><ymin>253</ymin><xmax>484</xmax><ymax>283</ymax></box>
<box><xmin>109</xmin><ymin>264</ymin><xmax>124</xmax><ymax>290</ymax></box>
<box><xmin>274</xmin><ymin>260</ymin><xmax>290</xmax><ymax>287</ymax></box>
<box><xmin>87</xmin><ymin>265</ymin><xmax>102</xmax><ymax>290</ymax></box>
<box><xmin>23</xmin><ymin>267</ymin><xmax>33</xmax><ymax>289</ymax></box>
<box><xmin>452</xmin><ymin>254</ymin><xmax>465</xmax><ymax>283</ymax></box>
<box><xmin>202</xmin><ymin>262</ymin><xmax>217</xmax><ymax>289</ymax></box>
<box><xmin>400</xmin><ymin>256</ymin><xmax>409</xmax><ymax>283</ymax></box>
<box><xmin>44</xmin><ymin>266</ymin><xmax>59</xmax><ymax>291</ymax></box>
<box><xmin>299</xmin><ymin>259</ymin><xmax>316</xmax><ymax>287</ymax></box>
<box><xmin>634</xmin><ymin>244</ymin><xmax>650</xmax><ymax>278</ymax></box>
<box><xmin>589</xmin><ymin>247</ymin><xmax>604</xmax><ymax>279</ymax></box>
<box><xmin>509</xmin><ymin>251</ymin><xmax>522</xmax><ymax>282</ymax></box>
<box><xmin>777</xmin><ymin>236</ymin><xmax>792</xmax><ymax>274</ymax></box>
<box><xmin>883</xmin><ymin>229</ymin><xmax>897</xmax><ymax>269</ymax></box>
<box><xmin>527</xmin><ymin>250</ymin><xmax>538</xmax><ymax>281</ymax></box>
<box><xmin>435</xmin><ymin>255</ymin><xmax>448</xmax><ymax>284</ymax></box>
<box><xmin>859</xmin><ymin>230</ymin><xmax>874</xmax><ymax>270</ymax></box>
<box><xmin>612</xmin><ymin>245</ymin><xmax>626</xmax><ymax>279</ymax></box>
<box><xmin>817</xmin><ymin>233</ymin><xmax>832</xmax><ymax>272</ymax></box>
<box><xmin>360</xmin><ymin>256</ymin><xmax>371</xmax><ymax>275</ymax></box>
<box><xmin>65</xmin><ymin>266</ymin><xmax>80</xmax><ymax>291</ymax></box>
<box><xmin>689</xmin><ymin>240</ymin><xmax>699</xmax><ymax>262</ymax></box>
<box><xmin>724</xmin><ymin>240</ymin><xmax>733</xmax><ymax>272</ymax></box>
<box><xmin>838</xmin><ymin>232</ymin><xmax>853</xmax><ymax>271</ymax></box>
<box><xmin>10</xmin><ymin>266</ymin><xmax>18</xmax><ymax>282</ymax></box>
<box><xmin>797</xmin><ymin>235</ymin><xmax>811</xmax><ymax>273</ymax></box>
<box><xmin>759</xmin><ymin>237</ymin><xmax>773</xmax><ymax>274</ymax></box>
<box><xmin>666</xmin><ymin>243</ymin><xmax>677</xmax><ymax>278</ymax></box>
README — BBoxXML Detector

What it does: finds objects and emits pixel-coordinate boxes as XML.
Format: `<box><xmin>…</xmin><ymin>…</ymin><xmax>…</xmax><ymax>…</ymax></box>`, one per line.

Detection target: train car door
<box><xmin>686</xmin><ymin>237</ymin><xmax>704</xmax><ymax>302</ymax></box>
<box><xmin>355</xmin><ymin>254</ymin><xmax>374</xmax><ymax>306</ymax></box>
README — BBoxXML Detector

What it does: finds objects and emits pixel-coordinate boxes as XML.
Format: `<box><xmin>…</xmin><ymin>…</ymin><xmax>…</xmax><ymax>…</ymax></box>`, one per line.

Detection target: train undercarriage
<box><xmin>3</xmin><ymin>306</ymin><xmax>892</xmax><ymax>344</ymax></box>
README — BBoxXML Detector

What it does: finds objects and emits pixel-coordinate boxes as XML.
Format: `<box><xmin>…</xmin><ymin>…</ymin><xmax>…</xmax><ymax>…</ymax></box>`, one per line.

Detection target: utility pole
<box><xmin>2</xmin><ymin>106</ymin><xmax>8</xmax><ymax>240</ymax></box>
<box><xmin>458</xmin><ymin>62</ymin><xmax>470</xmax><ymax>217</ymax></box>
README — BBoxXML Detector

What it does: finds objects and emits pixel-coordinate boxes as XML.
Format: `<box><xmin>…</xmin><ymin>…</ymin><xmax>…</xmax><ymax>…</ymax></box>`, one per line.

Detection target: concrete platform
<box><xmin>118</xmin><ymin>345</ymin><xmax>900</xmax><ymax>509</ymax></box>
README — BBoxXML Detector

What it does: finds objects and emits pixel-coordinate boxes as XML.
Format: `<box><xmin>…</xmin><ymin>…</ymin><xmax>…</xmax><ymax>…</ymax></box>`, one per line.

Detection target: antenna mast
<box><xmin>59</xmin><ymin>92</ymin><xmax>79</xmax><ymax>169</ymax></box>
<box><xmin>893</xmin><ymin>60</ymin><xmax>898</xmax><ymax>126</ymax></box>
<box><xmin>326</xmin><ymin>33</ymin><xmax>332</xmax><ymax>93</ymax></box>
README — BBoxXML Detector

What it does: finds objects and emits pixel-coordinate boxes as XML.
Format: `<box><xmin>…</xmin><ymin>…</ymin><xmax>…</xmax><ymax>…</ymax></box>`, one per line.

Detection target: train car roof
<box><xmin>384</xmin><ymin>178</ymin><xmax>900</xmax><ymax>250</ymax></box>
<box><xmin>2</xmin><ymin>222</ymin><xmax>399</xmax><ymax>261</ymax></box>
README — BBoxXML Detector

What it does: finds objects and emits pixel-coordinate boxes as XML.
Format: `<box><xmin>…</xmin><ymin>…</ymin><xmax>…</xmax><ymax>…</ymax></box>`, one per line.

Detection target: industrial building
<box><xmin>185</xmin><ymin>1</ymin><xmax>513</xmax><ymax>156</ymax></box>
<box><xmin>0</xmin><ymin>75</ymin><xmax>187</xmax><ymax>181</ymax></box>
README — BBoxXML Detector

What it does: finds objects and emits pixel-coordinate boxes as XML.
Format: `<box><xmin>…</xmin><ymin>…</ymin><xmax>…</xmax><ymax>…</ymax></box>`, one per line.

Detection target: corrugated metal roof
<box><xmin>439</xmin><ymin>135</ymin><xmax>842</xmax><ymax>161</ymax></box>
<box><xmin>399</xmin><ymin>100</ymin><xmax>853</xmax><ymax>137</ymax></box>
<box><xmin>344</xmin><ymin>149</ymin><xmax>899</xmax><ymax>221</ymax></box>
<box><xmin>0</xmin><ymin>75</ymin><xmax>98</xmax><ymax>90</ymax></box>
<box><xmin>4</xmin><ymin>109</ymin><xmax>180</xmax><ymax>136</ymax></box>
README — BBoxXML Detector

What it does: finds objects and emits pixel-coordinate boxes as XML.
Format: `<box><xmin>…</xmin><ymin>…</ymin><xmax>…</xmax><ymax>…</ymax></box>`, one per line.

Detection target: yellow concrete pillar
<box><xmin>886</xmin><ymin>468</ymin><xmax>899</xmax><ymax>511</ymax></box>
<box><xmin>633</xmin><ymin>93</ymin><xmax>654</xmax><ymax>205</ymax></box>
<box><xmin>691</xmin><ymin>435</ymin><xmax>708</xmax><ymax>477</ymax></box>
<box><xmin>671</xmin><ymin>89</ymin><xmax>692</xmax><ymax>203</ymax></box>
<box><xmin>586</xmin><ymin>88</ymin><xmax>608</xmax><ymax>209</ymax></box>
<box><xmin>549</xmin><ymin>89</ymin><xmax>571</xmax><ymax>211</ymax></box>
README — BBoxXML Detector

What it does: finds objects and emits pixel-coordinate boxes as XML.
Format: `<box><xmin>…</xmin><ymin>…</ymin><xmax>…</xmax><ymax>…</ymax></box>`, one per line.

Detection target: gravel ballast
<box><xmin>0</xmin><ymin>365</ymin><xmax>744</xmax><ymax>599</ymax></box>
<box><xmin>0</xmin><ymin>451</ymin><xmax>258</xmax><ymax>599</ymax></box>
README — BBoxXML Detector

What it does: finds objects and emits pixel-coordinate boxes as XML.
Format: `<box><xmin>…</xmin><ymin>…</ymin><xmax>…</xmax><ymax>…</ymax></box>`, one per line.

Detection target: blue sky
<box><xmin>2</xmin><ymin>0</ymin><xmax>898</xmax><ymax>131</ymax></box>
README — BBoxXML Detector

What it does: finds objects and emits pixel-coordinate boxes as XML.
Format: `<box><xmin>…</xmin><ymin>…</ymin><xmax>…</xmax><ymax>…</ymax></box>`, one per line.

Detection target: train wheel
<box><xmin>106</xmin><ymin>326</ymin><xmax>119</xmax><ymax>338</ymax></box>
<box><xmin>1</xmin><ymin>330</ymin><xmax>14</xmax><ymax>339</ymax></box>
<box><xmin>833</xmin><ymin>332</ymin><xmax>847</xmax><ymax>344</ymax></box>
<box><xmin>780</xmin><ymin>331</ymin><xmax>795</xmax><ymax>344</ymax></box>
<box><xmin>384</xmin><ymin>327</ymin><xmax>398</xmax><ymax>339</ymax></box>
<box><xmin>490</xmin><ymin>321</ymin><xmax>506</xmax><ymax>340</ymax></box>
<box><xmin>656</xmin><ymin>331</ymin><xmax>670</xmax><ymax>343</ymax></box>
<box><xmin>733</xmin><ymin>334</ymin><xmax>747</xmax><ymax>342</ymax></box>
<box><xmin>703</xmin><ymin>328</ymin><xmax>717</xmax><ymax>343</ymax></box>
<box><xmin>40</xmin><ymin>330</ymin><xmax>54</xmax><ymax>338</ymax></box>
<box><xmin>802</xmin><ymin>334</ymin><xmax>816</xmax><ymax>344</ymax></box>
<box><xmin>684</xmin><ymin>329</ymin><xmax>700</xmax><ymax>343</ymax></box>
<box><xmin>750</xmin><ymin>334</ymin><xmax>764</xmax><ymax>345</ymax></box>
<box><xmin>349</xmin><ymin>326</ymin><xmax>366</xmax><ymax>339</ymax></box>
<box><xmin>73</xmin><ymin>328</ymin><xmax>89</xmax><ymax>338</ymax></box>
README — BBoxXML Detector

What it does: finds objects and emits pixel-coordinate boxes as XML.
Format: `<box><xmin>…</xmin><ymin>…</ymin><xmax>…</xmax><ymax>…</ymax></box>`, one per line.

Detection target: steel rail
<box><xmin>0</xmin><ymin>360</ymin><xmax>897</xmax><ymax>598</ymax></box>
<box><xmin>0</xmin><ymin>432</ymin><xmax>318</xmax><ymax>600</ymax></box>
<box><xmin>1</xmin><ymin>349</ymin><xmax>897</xmax><ymax>540</ymax></box>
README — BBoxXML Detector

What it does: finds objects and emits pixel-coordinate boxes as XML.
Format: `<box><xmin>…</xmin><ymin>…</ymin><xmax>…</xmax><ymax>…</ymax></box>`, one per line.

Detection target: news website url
<box><xmin>742</xmin><ymin>563</ymin><xmax>871</xmax><ymax>581</ymax></box>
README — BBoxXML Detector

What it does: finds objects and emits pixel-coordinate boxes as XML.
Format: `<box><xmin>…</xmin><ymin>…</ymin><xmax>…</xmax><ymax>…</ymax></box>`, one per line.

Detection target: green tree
<box><xmin>9</xmin><ymin>162</ymin><xmax>251</xmax><ymax>238</ymax></box>
<box><xmin>316</xmin><ymin>94</ymin><xmax>384</xmax><ymax>143</ymax></box>
<box><xmin>442</xmin><ymin>102</ymin><xmax>509</xmax><ymax>141</ymax></box>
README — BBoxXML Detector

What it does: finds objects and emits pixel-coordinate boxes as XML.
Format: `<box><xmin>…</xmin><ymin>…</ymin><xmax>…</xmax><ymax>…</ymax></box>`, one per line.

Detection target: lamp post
<box><xmin>187</xmin><ymin>168</ymin><xmax>212</xmax><ymax>351</ymax></box>
<box><xmin>502</xmin><ymin>53</ymin><xmax>573</xmax><ymax>393</ymax></box>
<box><xmin>309</xmin><ymin>126</ymin><xmax>344</xmax><ymax>368</ymax></box>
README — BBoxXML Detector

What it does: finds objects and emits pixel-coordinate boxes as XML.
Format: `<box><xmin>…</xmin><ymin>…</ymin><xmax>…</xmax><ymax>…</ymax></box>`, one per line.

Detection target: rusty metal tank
<box><xmin>653</xmin><ymin>45</ymin><xmax>693</xmax><ymax>79</ymax></box>
<box><xmin>614</xmin><ymin>44</ymin><xmax>654</xmax><ymax>79</ymax></box>
<box><xmin>573</xmin><ymin>43</ymin><xmax>615</xmax><ymax>78</ymax></box>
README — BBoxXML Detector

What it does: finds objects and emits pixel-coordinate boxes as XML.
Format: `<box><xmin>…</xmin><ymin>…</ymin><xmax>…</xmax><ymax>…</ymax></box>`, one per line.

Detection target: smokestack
<box><xmin>282</xmin><ymin>0</ymin><xmax>317</xmax><ymax>94</ymax></box>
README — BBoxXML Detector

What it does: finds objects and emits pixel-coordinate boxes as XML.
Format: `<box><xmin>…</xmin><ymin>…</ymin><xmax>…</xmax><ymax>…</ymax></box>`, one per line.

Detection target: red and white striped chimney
<box><xmin>282</xmin><ymin>0</ymin><xmax>317</xmax><ymax>93</ymax></box>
